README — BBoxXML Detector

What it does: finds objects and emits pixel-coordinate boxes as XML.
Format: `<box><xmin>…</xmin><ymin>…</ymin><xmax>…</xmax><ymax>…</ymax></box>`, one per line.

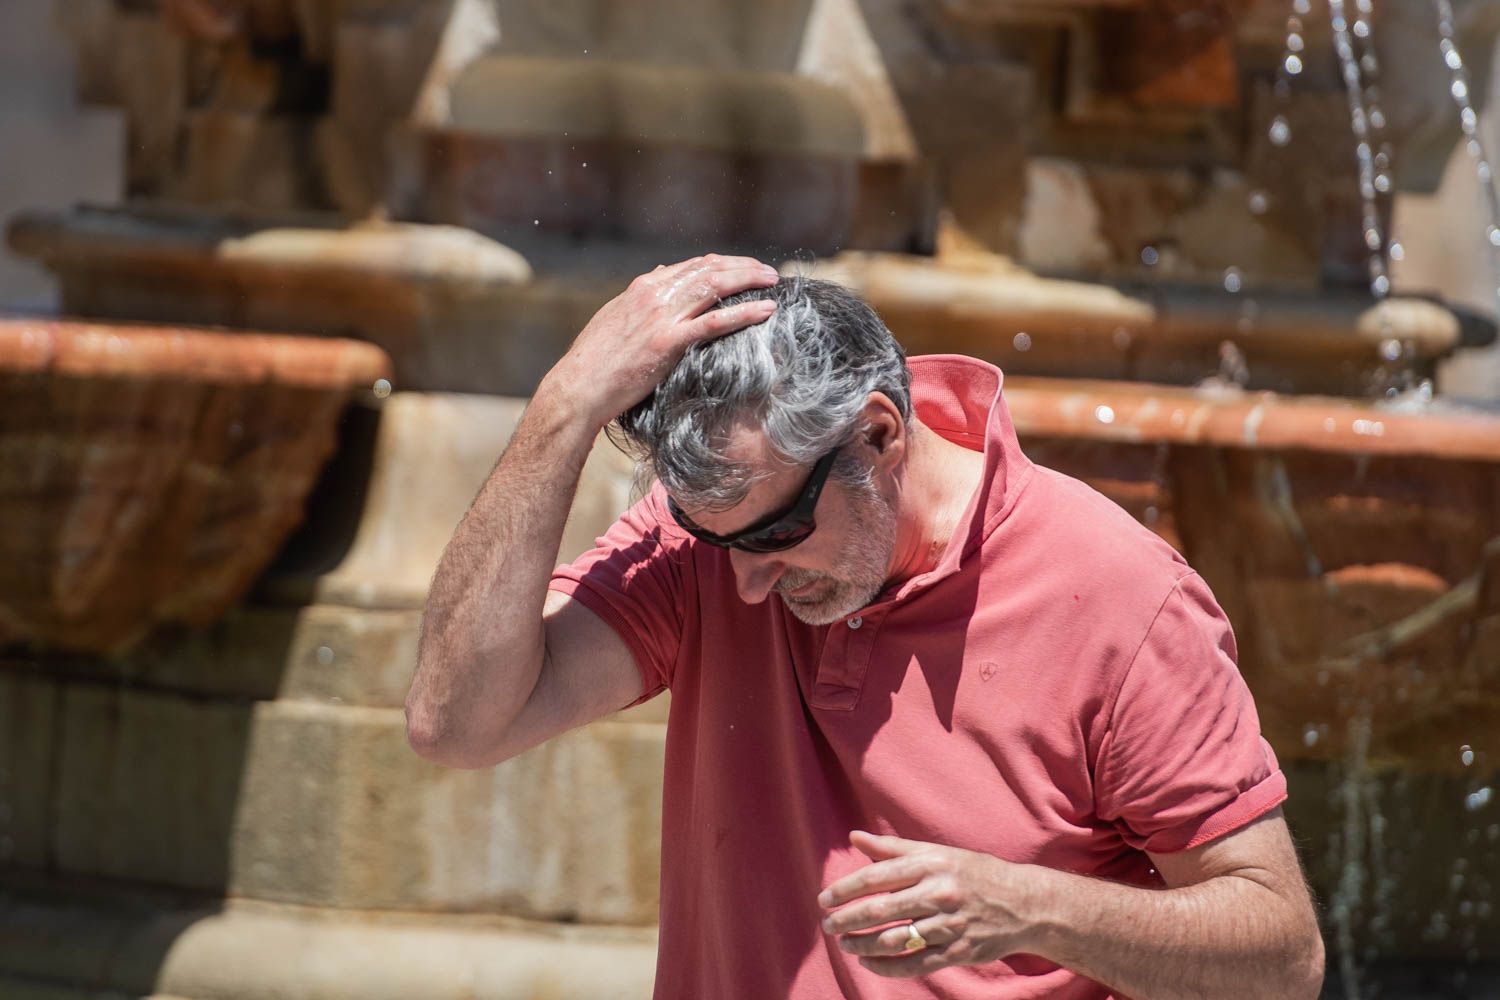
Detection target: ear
<box><xmin>858</xmin><ymin>392</ymin><xmax>906</xmax><ymax>474</ymax></box>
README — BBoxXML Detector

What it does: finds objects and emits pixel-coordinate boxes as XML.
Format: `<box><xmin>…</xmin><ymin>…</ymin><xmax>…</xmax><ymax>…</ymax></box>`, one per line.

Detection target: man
<box><xmin>406</xmin><ymin>255</ymin><xmax>1326</xmax><ymax>999</ymax></box>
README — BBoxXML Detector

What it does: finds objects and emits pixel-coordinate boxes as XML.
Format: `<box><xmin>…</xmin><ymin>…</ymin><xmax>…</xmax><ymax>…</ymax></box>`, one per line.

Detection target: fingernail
<box><xmin>817</xmin><ymin>891</ymin><xmax>832</xmax><ymax>907</ymax></box>
<box><xmin>821</xmin><ymin>918</ymin><xmax>834</xmax><ymax>933</ymax></box>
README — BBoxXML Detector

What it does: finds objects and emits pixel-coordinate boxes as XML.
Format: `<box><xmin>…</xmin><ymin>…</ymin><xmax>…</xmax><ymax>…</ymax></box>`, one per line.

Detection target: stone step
<box><xmin>0</xmin><ymin>877</ymin><xmax>656</xmax><ymax>999</ymax></box>
<box><xmin>2</xmin><ymin>678</ymin><xmax>667</xmax><ymax>922</ymax></box>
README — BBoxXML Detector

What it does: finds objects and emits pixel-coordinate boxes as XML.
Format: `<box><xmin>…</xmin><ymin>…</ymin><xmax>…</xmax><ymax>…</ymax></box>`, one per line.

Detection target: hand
<box><xmin>817</xmin><ymin>830</ymin><xmax>1051</xmax><ymax>978</ymax></box>
<box><xmin>541</xmin><ymin>254</ymin><xmax>780</xmax><ymax>430</ymax></box>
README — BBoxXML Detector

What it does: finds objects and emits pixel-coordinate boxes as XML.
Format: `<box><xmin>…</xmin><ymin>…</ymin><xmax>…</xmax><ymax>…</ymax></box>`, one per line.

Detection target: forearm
<box><xmin>1028</xmin><ymin>867</ymin><xmax>1324</xmax><ymax>1000</ymax></box>
<box><xmin>406</xmin><ymin>381</ymin><xmax>599</xmax><ymax>763</ymax></box>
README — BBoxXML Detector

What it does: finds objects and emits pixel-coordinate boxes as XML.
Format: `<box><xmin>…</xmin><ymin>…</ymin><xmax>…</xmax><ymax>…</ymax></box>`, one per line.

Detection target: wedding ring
<box><xmin>903</xmin><ymin>922</ymin><xmax>928</xmax><ymax>951</ymax></box>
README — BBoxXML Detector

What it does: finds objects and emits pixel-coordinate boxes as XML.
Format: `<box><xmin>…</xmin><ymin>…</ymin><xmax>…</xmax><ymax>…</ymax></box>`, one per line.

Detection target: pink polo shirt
<box><xmin>549</xmin><ymin>355</ymin><xmax>1286</xmax><ymax>999</ymax></box>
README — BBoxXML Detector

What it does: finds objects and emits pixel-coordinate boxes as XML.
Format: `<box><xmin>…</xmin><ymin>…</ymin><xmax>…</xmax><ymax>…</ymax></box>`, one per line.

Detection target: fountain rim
<box><xmin>0</xmin><ymin>317</ymin><xmax>392</xmax><ymax>389</ymax></box>
<box><xmin>1004</xmin><ymin>374</ymin><xmax>1500</xmax><ymax>462</ymax></box>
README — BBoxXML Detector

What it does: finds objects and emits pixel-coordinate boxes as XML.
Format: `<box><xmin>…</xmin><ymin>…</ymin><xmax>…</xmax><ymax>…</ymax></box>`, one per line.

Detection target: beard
<box><xmin>773</xmin><ymin>476</ymin><xmax>897</xmax><ymax>626</ymax></box>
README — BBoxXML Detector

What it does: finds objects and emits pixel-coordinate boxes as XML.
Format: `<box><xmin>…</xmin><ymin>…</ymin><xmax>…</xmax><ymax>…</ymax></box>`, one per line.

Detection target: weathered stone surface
<box><xmin>0</xmin><ymin>882</ymin><xmax>657</xmax><ymax>999</ymax></box>
<box><xmin>490</xmin><ymin>0</ymin><xmax>814</xmax><ymax>73</ymax></box>
<box><xmin>0</xmin><ymin>318</ymin><xmax>390</xmax><ymax>655</ymax></box>
<box><xmin>0</xmin><ymin>672</ymin><xmax>59</xmax><ymax>869</ymax></box>
<box><xmin>264</xmin><ymin>391</ymin><xmax>639</xmax><ymax>609</ymax></box>
<box><xmin>46</xmin><ymin>685</ymin><xmax>666</xmax><ymax>920</ymax></box>
<box><xmin>817</xmin><ymin>251</ymin><xmax>1474</xmax><ymax>395</ymax></box>
<box><xmin>7</xmin><ymin>207</ymin><xmax>569</xmax><ymax>394</ymax></box>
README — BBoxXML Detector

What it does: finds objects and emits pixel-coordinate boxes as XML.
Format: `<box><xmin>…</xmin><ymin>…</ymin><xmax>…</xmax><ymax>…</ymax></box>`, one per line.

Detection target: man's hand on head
<box><xmin>541</xmin><ymin>254</ymin><xmax>780</xmax><ymax>432</ymax></box>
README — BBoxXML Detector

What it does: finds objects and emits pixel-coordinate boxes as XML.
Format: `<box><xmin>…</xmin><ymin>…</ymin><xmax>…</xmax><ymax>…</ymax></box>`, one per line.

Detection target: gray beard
<box><xmin>774</xmin><ymin>478</ymin><xmax>896</xmax><ymax>626</ymax></box>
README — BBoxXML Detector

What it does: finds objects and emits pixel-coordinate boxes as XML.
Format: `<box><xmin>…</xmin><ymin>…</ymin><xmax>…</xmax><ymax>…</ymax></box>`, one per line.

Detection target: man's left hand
<box><xmin>817</xmin><ymin>830</ymin><xmax>1053</xmax><ymax>978</ymax></box>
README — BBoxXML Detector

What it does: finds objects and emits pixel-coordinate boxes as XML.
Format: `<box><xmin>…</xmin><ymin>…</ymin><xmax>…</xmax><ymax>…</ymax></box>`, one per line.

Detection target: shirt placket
<box><xmin>810</xmin><ymin>608</ymin><xmax>887</xmax><ymax>710</ymax></box>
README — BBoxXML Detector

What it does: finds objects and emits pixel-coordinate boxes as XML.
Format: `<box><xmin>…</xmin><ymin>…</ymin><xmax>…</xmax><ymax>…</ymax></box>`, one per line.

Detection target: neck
<box><xmin>884</xmin><ymin>419</ymin><xmax>984</xmax><ymax>586</ymax></box>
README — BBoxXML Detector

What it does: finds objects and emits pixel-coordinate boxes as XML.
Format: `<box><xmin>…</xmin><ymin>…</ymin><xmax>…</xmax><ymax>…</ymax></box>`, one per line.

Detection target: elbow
<box><xmin>1297</xmin><ymin>927</ymin><xmax>1327</xmax><ymax>999</ymax></box>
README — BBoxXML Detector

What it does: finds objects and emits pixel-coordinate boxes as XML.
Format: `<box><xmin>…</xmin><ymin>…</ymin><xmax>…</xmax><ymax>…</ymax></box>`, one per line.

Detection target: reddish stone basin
<box><xmin>1005</xmin><ymin>376</ymin><xmax>1500</xmax><ymax>769</ymax></box>
<box><xmin>0</xmin><ymin>318</ymin><xmax>391</xmax><ymax>654</ymax></box>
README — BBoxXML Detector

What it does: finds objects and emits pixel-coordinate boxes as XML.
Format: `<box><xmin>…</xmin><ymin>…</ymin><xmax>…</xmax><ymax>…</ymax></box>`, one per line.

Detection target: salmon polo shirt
<box><xmin>549</xmin><ymin>355</ymin><xmax>1286</xmax><ymax>1000</ymax></box>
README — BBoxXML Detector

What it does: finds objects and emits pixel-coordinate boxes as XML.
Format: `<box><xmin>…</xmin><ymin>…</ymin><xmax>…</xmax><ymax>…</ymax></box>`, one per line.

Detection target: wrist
<box><xmin>1008</xmin><ymin>861</ymin><xmax>1070</xmax><ymax>960</ymax></box>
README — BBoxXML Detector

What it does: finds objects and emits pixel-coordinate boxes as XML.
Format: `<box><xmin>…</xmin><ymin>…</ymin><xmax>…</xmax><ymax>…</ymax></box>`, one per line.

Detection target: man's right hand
<box><xmin>541</xmin><ymin>254</ymin><xmax>781</xmax><ymax>431</ymax></box>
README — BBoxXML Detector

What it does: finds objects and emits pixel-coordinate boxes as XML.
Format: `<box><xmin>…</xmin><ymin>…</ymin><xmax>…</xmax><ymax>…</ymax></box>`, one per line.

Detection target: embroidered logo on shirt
<box><xmin>980</xmin><ymin>661</ymin><xmax>998</xmax><ymax>681</ymax></box>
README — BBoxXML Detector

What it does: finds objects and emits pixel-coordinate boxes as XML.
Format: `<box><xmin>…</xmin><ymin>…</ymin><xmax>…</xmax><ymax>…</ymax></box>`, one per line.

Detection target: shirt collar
<box><xmin>873</xmin><ymin>354</ymin><xmax>1034</xmax><ymax>606</ymax></box>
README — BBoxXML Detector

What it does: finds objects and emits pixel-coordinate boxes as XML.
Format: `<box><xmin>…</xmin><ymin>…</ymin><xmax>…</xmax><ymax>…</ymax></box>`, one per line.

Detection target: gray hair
<box><xmin>610</xmin><ymin>275</ymin><xmax>911</xmax><ymax>511</ymax></box>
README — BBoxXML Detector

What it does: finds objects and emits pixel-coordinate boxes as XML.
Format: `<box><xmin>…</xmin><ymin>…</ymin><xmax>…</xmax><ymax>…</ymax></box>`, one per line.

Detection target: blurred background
<box><xmin>2</xmin><ymin>1</ymin><xmax>1499</xmax><ymax>997</ymax></box>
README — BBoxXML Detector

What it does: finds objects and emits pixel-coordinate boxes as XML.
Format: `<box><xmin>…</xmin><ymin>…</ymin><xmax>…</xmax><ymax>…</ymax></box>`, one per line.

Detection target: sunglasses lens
<box><xmin>736</xmin><ymin>521</ymin><xmax>814</xmax><ymax>553</ymax></box>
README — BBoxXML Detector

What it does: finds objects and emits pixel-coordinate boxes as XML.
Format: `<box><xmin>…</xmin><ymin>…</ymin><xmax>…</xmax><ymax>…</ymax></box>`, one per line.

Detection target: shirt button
<box><xmin>848</xmin><ymin>616</ymin><xmax>863</xmax><ymax>630</ymax></box>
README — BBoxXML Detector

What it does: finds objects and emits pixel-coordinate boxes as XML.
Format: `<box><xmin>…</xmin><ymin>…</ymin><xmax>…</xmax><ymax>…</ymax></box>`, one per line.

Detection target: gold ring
<box><xmin>903</xmin><ymin>923</ymin><xmax>927</xmax><ymax>951</ymax></box>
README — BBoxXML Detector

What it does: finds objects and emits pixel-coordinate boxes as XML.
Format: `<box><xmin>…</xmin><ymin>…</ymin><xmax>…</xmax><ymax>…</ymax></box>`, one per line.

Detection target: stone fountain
<box><xmin>3</xmin><ymin>1</ymin><xmax>1500</xmax><ymax>997</ymax></box>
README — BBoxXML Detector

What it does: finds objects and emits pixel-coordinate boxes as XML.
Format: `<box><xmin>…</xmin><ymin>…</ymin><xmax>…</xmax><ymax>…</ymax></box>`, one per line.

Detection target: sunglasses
<box><xmin>666</xmin><ymin>447</ymin><xmax>841</xmax><ymax>553</ymax></box>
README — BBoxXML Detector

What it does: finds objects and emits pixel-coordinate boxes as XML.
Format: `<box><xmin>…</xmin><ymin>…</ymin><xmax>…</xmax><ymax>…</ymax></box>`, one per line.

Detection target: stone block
<box><xmin>0</xmin><ymin>672</ymin><xmax>60</xmax><ymax>869</ymax></box>
<box><xmin>50</xmin><ymin>685</ymin><xmax>666</xmax><ymax>922</ymax></box>
<box><xmin>53</xmin><ymin>683</ymin><xmax>251</xmax><ymax>891</ymax></box>
<box><xmin>492</xmin><ymin>0</ymin><xmax>813</xmax><ymax>73</ymax></box>
<box><xmin>0</xmin><ymin>884</ymin><xmax>656</xmax><ymax>1000</ymax></box>
<box><xmin>169</xmin><ymin>110</ymin><xmax>328</xmax><ymax>210</ymax></box>
<box><xmin>266</xmin><ymin>391</ymin><xmax>639</xmax><ymax>609</ymax></box>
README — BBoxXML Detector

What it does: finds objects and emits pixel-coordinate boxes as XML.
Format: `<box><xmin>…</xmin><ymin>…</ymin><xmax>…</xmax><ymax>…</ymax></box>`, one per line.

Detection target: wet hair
<box><xmin>610</xmin><ymin>275</ymin><xmax>911</xmax><ymax>510</ymax></box>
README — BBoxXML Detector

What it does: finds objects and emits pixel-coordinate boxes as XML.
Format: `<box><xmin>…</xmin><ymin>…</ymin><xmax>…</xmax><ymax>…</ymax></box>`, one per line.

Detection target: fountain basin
<box><xmin>1005</xmin><ymin>376</ymin><xmax>1500</xmax><ymax>769</ymax></box>
<box><xmin>0</xmin><ymin>318</ymin><xmax>391</xmax><ymax>654</ymax></box>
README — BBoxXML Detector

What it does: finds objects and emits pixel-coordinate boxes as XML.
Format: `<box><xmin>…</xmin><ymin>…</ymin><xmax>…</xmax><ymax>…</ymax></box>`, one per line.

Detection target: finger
<box><xmin>823</xmin><ymin>884</ymin><xmax>939</xmax><ymax>935</ymax></box>
<box><xmin>838</xmin><ymin>917</ymin><xmax>951</xmax><ymax>958</ymax></box>
<box><xmin>665</xmin><ymin>267</ymin><xmax>780</xmax><ymax>319</ymax></box>
<box><xmin>818</xmin><ymin>857</ymin><xmax>924</xmax><ymax>909</ymax></box>
<box><xmin>679</xmin><ymin>297</ymin><xmax>776</xmax><ymax>345</ymax></box>
<box><xmin>850</xmin><ymin>829</ymin><xmax>931</xmax><ymax>861</ymax></box>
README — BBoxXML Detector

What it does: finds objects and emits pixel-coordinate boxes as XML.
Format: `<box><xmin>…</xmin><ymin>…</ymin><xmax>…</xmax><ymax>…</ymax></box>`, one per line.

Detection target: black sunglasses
<box><xmin>667</xmin><ymin>447</ymin><xmax>841</xmax><ymax>553</ymax></box>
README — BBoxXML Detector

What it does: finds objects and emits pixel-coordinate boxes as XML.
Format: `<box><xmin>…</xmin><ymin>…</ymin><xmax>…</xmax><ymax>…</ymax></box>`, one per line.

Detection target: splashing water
<box><xmin>1433</xmin><ymin>0</ymin><xmax>1500</xmax><ymax>321</ymax></box>
<box><xmin>1328</xmin><ymin>0</ymin><xmax>1394</xmax><ymax>301</ymax></box>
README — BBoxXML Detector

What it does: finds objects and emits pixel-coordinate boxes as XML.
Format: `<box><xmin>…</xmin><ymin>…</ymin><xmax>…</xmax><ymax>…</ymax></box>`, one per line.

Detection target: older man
<box><xmin>406</xmin><ymin>255</ymin><xmax>1326</xmax><ymax>999</ymax></box>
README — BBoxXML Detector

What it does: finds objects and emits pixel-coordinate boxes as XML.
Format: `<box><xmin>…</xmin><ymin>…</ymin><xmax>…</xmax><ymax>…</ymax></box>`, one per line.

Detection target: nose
<box><xmin>729</xmin><ymin>548</ymin><xmax>782</xmax><ymax>605</ymax></box>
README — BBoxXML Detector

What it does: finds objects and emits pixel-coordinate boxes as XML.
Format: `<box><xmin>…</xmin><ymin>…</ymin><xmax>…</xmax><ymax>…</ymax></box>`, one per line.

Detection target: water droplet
<box><xmin>1369</xmin><ymin>108</ymin><xmax>1386</xmax><ymax>131</ymax></box>
<box><xmin>1446</xmin><ymin>49</ymin><xmax>1463</xmax><ymax>70</ymax></box>
<box><xmin>1480</xmin><ymin>162</ymin><xmax>1494</xmax><ymax>184</ymax></box>
<box><xmin>1222</xmin><ymin>267</ymin><xmax>1243</xmax><ymax>293</ymax></box>
<box><xmin>1489</xmin><ymin>227</ymin><xmax>1500</xmax><ymax>248</ymax></box>
<box><xmin>1462</xmin><ymin>107</ymin><xmax>1479</xmax><ymax>133</ymax></box>
<box><xmin>1365</xmin><ymin>227</ymin><xmax>1383</xmax><ymax>251</ymax></box>
<box><xmin>1285</xmin><ymin>54</ymin><xmax>1303</xmax><ymax>75</ymax></box>
<box><xmin>1095</xmin><ymin>405</ymin><xmax>1116</xmax><ymax>424</ymax></box>
<box><xmin>372</xmin><ymin>378</ymin><xmax>392</xmax><ymax>399</ymax></box>
<box><xmin>1303</xmin><ymin>725</ymin><xmax>1320</xmax><ymax>747</ymax></box>
<box><xmin>1380</xmin><ymin>338</ymin><xmax>1402</xmax><ymax>362</ymax></box>
<box><xmin>1268</xmin><ymin>116</ymin><xmax>1292</xmax><ymax>147</ymax></box>
<box><xmin>1140</xmin><ymin>246</ymin><xmax>1160</xmax><ymax>267</ymax></box>
<box><xmin>1389</xmin><ymin>241</ymin><xmax>1405</xmax><ymax>261</ymax></box>
<box><xmin>1374</xmin><ymin>173</ymin><xmax>1391</xmax><ymax>193</ymax></box>
<box><xmin>1287</xmin><ymin>32</ymin><xmax>1304</xmax><ymax>53</ymax></box>
<box><xmin>1465</xmin><ymin>786</ymin><xmax>1493</xmax><ymax>811</ymax></box>
<box><xmin>1453</xmin><ymin>79</ymin><xmax>1470</xmax><ymax>101</ymax></box>
<box><xmin>1462</xmin><ymin>745</ymin><xmax>1475</xmax><ymax>766</ymax></box>
<box><xmin>1353</xmin><ymin>19</ymin><xmax>1370</xmax><ymax>38</ymax></box>
<box><xmin>1293</xmin><ymin>0</ymin><xmax>1310</xmax><ymax>13</ymax></box>
<box><xmin>1248</xmin><ymin>190</ymin><xmax>1270</xmax><ymax>215</ymax></box>
<box><xmin>1372</xmin><ymin>274</ymin><xmax>1391</xmax><ymax>296</ymax></box>
<box><xmin>1012</xmin><ymin>332</ymin><xmax>1032</xmax><ymax>352</ymax></box>
<box><xmin>316</xmin><ymin>645</ymin><xmax>335</xmax><ymax>665</ymax></box>
<box><xmin>582</xmin><ymin>162</ymin><xmax>588</xmax><ymax>168</ymax></box>
<box><xmin>533</xmin><ymin>219</ymin><xmax>540</xmax><ymax>225</ymax></box>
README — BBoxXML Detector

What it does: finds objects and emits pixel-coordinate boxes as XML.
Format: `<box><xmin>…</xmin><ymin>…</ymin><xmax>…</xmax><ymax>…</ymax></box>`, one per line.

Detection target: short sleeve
<box><xmin>1094</xmin><ymin>572</ymin><xmax>1287</xmax><ymax>854</ymax></box>
<box><xmin>548</xmin><ymin>485</ymin><xmax>691</xmax><ymax>704</ymax></box>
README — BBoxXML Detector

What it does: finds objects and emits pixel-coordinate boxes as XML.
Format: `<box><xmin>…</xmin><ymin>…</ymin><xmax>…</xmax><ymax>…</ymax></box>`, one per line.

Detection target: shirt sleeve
<box><xmin>548</xmin><ymin>484</ymin><xmax>691</xmax><ymax>705</ymax></box>
<box><xmin>1094</xmin><ymin>572</ymin><xmax>1288</xmax><ymax>854</ymax></box>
